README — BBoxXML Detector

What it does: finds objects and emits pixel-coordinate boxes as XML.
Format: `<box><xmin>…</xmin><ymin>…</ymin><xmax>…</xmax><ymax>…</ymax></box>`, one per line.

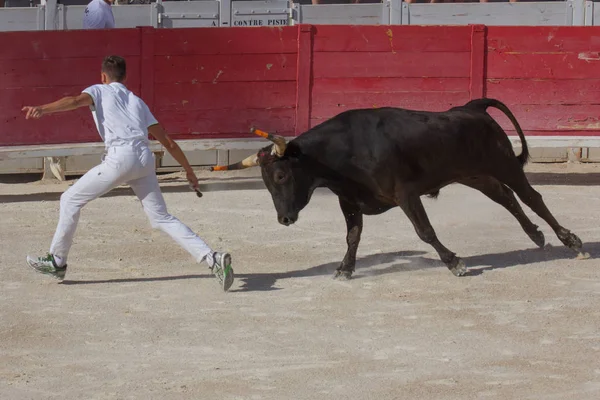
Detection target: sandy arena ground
<box><xmin>1</xmin><ymin>162</ymin><xmax>600</xmax><ymax>400</ymax></box>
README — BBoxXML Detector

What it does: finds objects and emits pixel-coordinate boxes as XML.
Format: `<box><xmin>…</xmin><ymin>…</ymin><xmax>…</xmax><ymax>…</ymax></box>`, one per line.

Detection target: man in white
<box><xmin>22</xmin><ymin>55</ymin><xmax>234</xmax><ymax>292</ymax></box>
<box><xmin>83</xmin><ymin>0</ymin><xmax>115</xmax><ymax>30</ymax></box>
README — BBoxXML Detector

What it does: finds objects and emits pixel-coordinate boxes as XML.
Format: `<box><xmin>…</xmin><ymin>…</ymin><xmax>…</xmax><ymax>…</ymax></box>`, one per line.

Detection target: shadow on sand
<box><xmin>61</xmin><ymin>241</ymin><xmax>599</xmax><ymax>292</ymax></box>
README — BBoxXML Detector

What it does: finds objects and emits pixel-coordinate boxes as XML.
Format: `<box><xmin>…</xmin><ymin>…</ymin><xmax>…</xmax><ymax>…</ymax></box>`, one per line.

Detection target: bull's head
<box><xmin>210</xmin><ymin>128</ymin><xmax>314</xmax><ymax>226</ymax></box>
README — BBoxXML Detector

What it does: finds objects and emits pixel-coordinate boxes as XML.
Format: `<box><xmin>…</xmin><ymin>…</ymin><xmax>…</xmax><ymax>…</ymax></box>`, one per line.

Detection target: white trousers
<box><xmin>49</xmin><ymin>144</ymin><xmax>212</xmax><ymax>264</ymax></box>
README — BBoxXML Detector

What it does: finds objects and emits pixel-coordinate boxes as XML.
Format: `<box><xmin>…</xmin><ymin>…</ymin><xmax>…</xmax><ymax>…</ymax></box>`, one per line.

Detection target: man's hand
<box><xmin>186</xmin><ymin>169</ymin><xmax>199</xmax><ymax>189</ymax></box>
<box><xmin>22</xmin><ymin>94</ymin><xmax>93</xmax><ymax>120</ymax></box>
<box><xmin>22</xmin><ymin>106</ymin><xmax>44</xmax><ymax>119</ymax></box>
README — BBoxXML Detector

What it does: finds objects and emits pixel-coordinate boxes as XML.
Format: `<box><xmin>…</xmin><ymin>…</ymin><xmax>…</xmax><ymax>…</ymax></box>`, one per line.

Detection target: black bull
<box><xmin>209</xmin><ymin>98</ymin><xmax>588</xmax><ymax>278</ymax></box>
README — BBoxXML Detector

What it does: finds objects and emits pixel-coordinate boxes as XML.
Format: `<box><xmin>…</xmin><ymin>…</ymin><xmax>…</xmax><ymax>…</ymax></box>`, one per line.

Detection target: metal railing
<box><xmin>3</xmin><ymin>0</ymin><xmax>600</xmax><ymax>32</ymax></box>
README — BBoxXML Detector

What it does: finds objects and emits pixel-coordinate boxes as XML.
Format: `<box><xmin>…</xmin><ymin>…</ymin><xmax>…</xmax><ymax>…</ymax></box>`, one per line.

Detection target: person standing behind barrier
<box><xmin>83</xmin><ymin>0</ymin><xmax>115</xmax><ymax>29</ymax></box>
<box><xmin>21</xmin><ymin>55</ymin><xmax>235</xmax><ymax>292</ymax></box>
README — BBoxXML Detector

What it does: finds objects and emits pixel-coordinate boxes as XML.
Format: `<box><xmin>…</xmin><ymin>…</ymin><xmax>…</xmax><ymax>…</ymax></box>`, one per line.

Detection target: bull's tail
<box><xmin>465</xmin><ymin>98</ymin><xmax>530</xmax><ymax>167</ymax></box>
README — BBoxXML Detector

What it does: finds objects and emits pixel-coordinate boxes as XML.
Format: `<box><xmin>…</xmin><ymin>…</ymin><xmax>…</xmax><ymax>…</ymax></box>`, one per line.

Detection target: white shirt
<box><xmin>82</xmin><ymin>82</ymin><xmax>158</xmax><ymax>148</ymax></box>
<box><xmin>83</xmin><ymin>0</ymin><xmax>115</xmax><ymax>30</ymax></box>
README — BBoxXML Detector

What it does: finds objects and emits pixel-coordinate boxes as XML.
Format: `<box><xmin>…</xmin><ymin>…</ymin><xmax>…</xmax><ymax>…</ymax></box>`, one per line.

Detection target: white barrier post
<box><xmin>44</xmin><ymin>0</ymin><xmax>58</xmax><ymax>30</ymax></box>
<box><xmin>401</xmin><ymin>1</ymin><xmax>409</xmax><ymax>25</ymax></box>
<box><xmin>585</xmin><ymin>0</ymin><xmax>594</xmax><ymax>25</ymax></box>
<box><xmin>573</xmin><ymin>0</ymin><xmax>586</xmax><ymax>25</ymax></box>
<box><xmin>390</xmin><ymin>0</ymin><xmax>402</xmax><ymax>25</ymax></box>
<box><xmin>220</xmin><ymin>0</ymin><xmax>231</xmax><ymax>27</ymax></box>
<box><xmin>152</xmin><ymin>0</ymin><xmax>160</xmax><ymax>28</ymax></box>
<box><xmin>381</xmin><ymin>0</ymin><xmax>390</xmax><ymax>25</ymax></box>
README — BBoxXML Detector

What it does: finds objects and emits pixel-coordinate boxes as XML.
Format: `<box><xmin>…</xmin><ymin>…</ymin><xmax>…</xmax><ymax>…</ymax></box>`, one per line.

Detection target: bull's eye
<box><xmin>274</xmin><ymin>170</ymin><xmax>287</xmax><ymax>184</ymax></box>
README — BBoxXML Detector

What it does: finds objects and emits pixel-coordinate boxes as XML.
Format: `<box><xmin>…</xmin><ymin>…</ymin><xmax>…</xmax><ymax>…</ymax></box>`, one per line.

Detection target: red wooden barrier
<box><xmin>2</xmin><ymin>25</ymin><xmax>600</xmax><ymax>147</ymax></box>
<box><xmin>486</xmin><ymin>26</ymin><xmax>600</xmax><ymax>137</ymax></box>
<box><xmin>0</xmin><ymin>29</ymin><xmax>141</xmax><ymax>146</ymax></box>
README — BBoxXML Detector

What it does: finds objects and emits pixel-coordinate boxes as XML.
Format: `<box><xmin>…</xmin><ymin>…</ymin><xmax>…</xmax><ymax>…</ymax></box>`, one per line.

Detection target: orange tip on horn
<box><xmin>210</xmin><ymin>165</ymin><xmax>228</xmax><ymax>171</ymax></box>
<box><xmin>252</xmin><ymin>128</ymin><xmax>270</xmax><ymax>139</ymax></box>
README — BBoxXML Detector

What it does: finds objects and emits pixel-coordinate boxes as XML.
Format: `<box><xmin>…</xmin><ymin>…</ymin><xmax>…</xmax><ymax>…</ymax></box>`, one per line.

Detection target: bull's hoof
<box><xmin>528</xmin><ymin>229</ymin><xmax>545</xmax><ymax>249</ymax></box>
<box><xmin>576</xmin><ymin>251</ymin><xmax>591</xmax><ymax>260</ymax></box>
<box><xmin>333</xmin><ymin>270</ymin><xmax>353</xmax><ymax>280</ymax></box>
<box><xmin>448</xmin><ymin>258</ymin><xmax>467</xmax><ymax>277</ymax></box>
<box><xmin>559</xmin><ymin>231</ymin><xmax>583</xmax><ymax>250</ymax></box>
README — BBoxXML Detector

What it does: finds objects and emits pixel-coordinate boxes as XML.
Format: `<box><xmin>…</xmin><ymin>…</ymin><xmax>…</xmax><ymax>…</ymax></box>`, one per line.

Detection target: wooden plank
<box><xmin>487</xmin><ymin>26</ymin><xmax>600</xmax><ymax>53</ymax></box>
<box><xmin>0</xmin><ymin>29</ymin><xmax>141</xmax><ymax>60</ymax></box>
<box><xmin>167</xmin><ymin>130</ymin><xmax>296</xmax><ymax>141</ymax></box>
<box><xmin>0</xmin><ymin>142</ymin><xmax>158</xmax><ymax>160</ymax></box>
<box><xmin>153</xmin><ymin>27</ymin><xmax>298</xmax><ymax>56</ymax></box>
<box><xmin>156</xmin><ymin>108</ymin><xmax>296</xmax><ymax>138</ymax></box>
<box><xmin>486</xmin><ymin>104</ymin><xmax>600</xmax><ymax>131</ymax></box>
<box><xmin>486</xmin><ymin>79</ymin><xmax>600</xmax><ymax>105</ymax></box>
<box><xmin>160</xmin><ymin>1</ymin><xmax>219</xmax><ymax>29</ymax></box>
<box><xmin>4</xmin><ymin>136</ymin><xmax>599</xmax><ymax>165</ymax></box>
<box><xmin>0</xmin><ymin>84</ymin><xmax>143</xmax><ymax>122</ymax></box>
<box><xmin>507</xmin><ymin>135</ymin><xmax>600</xmax><ymax>148</ymax></box>
<box><xmin>0</xmin><ymin>8</ymin><xmax>42</xmax><ymax>32</ymax></box>
<box><xmin>312</xmin><ymin>25</ymin><xmax>471</xmax><ymax>53</ymax></box>
<box><xmin>312</xmin><ymin>77</ymin><xmax>470</xmax><ymax>94</ymax></box>
<box><xmin>310</xmin><ymin>92</ymin><xmax>471</xmax><ymax>119</ymax></box>
<box><xmin>0</xmin><ymin>138</ymin><xmax>295</xmax><ymax>160</ymax></box>
<box><xmin>153</xmin><ymin>54</ymin><xmax>297</xmax><ymax>84</ymax></box>
<box><xmin>153</xmin><ymin>81</ymin><xmax>297</xmax><ymax>111</ymax></box>
<box><xmin>0</xmin><ymin>57</ymin><xmax>142</xmax><ymax>89</ymax></box>
<box><xmin>0</xmin><ymin>110</ymin><xmax>100</xmax><ymax>146</ymax></box>
<box><xmin>487</xmin><ymin>52</ymin><xmax>600</xmax><ymax>79</ymax></box>
<box><xmin>173</xmin><ymin>138</ymin><xmax>290</xmax><ymax>152</ymax></box>
<box><xmin>0</xmin><ymin>143</ymin><xmax>105</xmax><ymax>160</ymax></box>
<box><xmin>470</xmin><ymin>25</ymin><xmax>486</xmax><ymax>99</ymax></box>
<box><xmin>1</xmin><ymin>86</ymin><xmax>87</xmax><ymax>112</ymax></box>
<box><xmin>297</xmin><ymin>4</ymin><xmax>384</xmax><ymax>26</ymax></box>
<box><xmin>406</xmin><ymin>3</ymin><xmax>568</xmax><ymax>27</ymax></box>
<box><xmin>312</xmin><ymin>52</ymin><xmax>470</xmax><ymax>79</ymax></box>
<box><xmin>295</xmin><ymin>25</ymin><xmax>313</xmax><ymax>136</ymax></box>
<box><xmin>110</xmin><ymin>4</ymin><xmax>156</xmax><ymax>29</ymax></box>
<box><xmin>503</xmin><ymin>131</ymin><xmax>600</xmax><ymax>137</ymax></box>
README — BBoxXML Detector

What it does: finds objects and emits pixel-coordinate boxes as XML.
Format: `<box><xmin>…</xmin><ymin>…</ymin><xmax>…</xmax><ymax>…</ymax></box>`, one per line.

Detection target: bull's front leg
<box><xmin>334</xmin><ymin>198</ymin><xmax>363</xmax><ymax>280</ymax></box>
<box><xmin>397</xmin><ymin>193</ymin><xmax>467</xmax><ymax>277</ymax></box>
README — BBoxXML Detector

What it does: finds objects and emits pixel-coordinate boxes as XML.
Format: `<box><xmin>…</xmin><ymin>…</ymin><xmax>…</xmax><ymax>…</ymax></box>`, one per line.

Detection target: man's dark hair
<box><xmin>101</xmin><ymin>55</ymin><xmax>127</xmax><ymax>82</ymax></box>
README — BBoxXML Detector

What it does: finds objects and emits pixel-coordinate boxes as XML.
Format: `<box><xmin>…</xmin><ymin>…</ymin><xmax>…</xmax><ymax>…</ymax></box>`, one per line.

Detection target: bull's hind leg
<box><xmin>495</xmin><ymin>168</ymin><xmax>586</xmax><ymax>255</ymax></box>
<box><xmin>459</xmin><ymin>176</ymin><xmax>545</xmax><ymax>248</ymax></box>
<box><xmin>396</xmin><ymin>194</ymin><xmax>467</xmax><ymax>277</ymax></box>
<box><xmin>334</xmin><ymin>198</ymin><xmax>363</xmax><ymax>280</ymax></box>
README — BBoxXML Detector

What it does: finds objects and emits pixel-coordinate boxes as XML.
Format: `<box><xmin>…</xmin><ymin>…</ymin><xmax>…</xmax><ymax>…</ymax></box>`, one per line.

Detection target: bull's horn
<box><xmin>251</xmin><ymin>127</ymin><xmax>287</xmax><ymax>157</ymax></box>
<box><xmin>209</xmin><ymin>153</ymin><xmax>259</xmax><ymax>171</ymax></box>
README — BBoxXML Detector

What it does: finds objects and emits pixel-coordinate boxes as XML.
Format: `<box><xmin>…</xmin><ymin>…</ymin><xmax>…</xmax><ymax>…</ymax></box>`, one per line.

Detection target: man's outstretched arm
<box><xmin>148</xmin><ymin>123</ymin><xmax>199</xmax><ymax>189</ymax></box>
<box><xmin>22</xmin><ymin>93</ymin><xmax>94</xmax><ymax>119</ymax></box>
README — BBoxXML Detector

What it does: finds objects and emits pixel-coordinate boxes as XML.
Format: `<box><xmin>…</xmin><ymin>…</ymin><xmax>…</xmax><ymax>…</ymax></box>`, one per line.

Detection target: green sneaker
<box><xmin>210</xmin><ymin>252</ymin><xmax>234</xmax><ymax>292</ymax></box>
<box><xmin>26</xmin><ymin>254</ymin><xmax>67</xmax><ymax>280</ymax></box>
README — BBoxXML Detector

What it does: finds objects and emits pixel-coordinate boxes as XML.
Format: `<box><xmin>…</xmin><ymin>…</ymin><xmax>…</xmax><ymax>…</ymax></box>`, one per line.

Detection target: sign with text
<box><xmin>231</xmin><ymin>0</ymin><xmax>290</xmax><ymax>27</ymax></box>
